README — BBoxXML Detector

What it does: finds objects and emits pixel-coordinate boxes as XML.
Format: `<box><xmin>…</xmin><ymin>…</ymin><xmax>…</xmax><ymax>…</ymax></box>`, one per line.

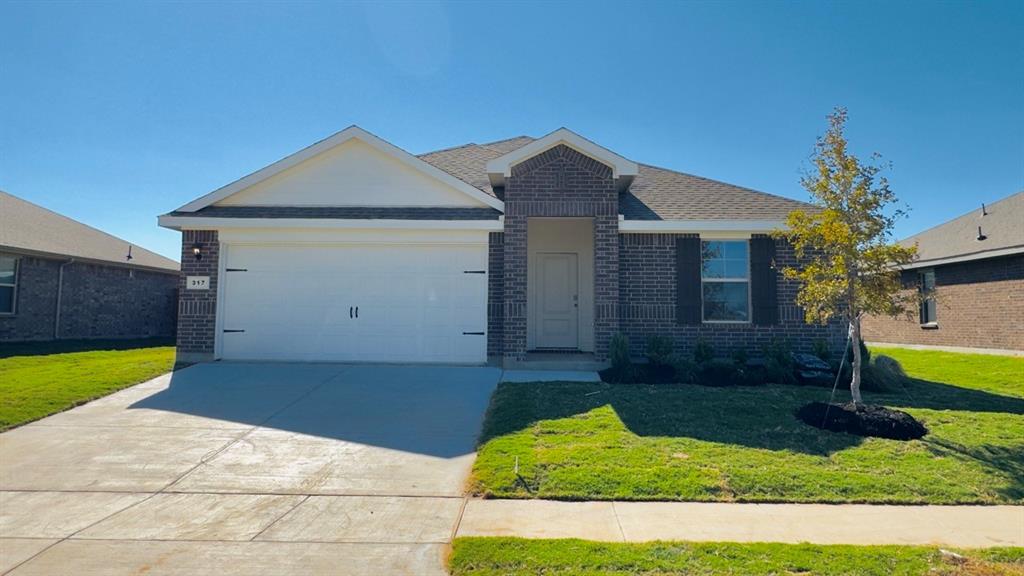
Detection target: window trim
<box><xmin>919</xmin><ymin>268</ymin><xmax>937</xmax><ymax>327</ymax></box>
<box><xmin>700</xmin><ymin>239</ymin><xmax>752</xmax><ymax>324</ymax></box>
<box><xmin>0</xmin><ymin>254</ymin><xmax>19</xmax><ymax>316</ymax></box>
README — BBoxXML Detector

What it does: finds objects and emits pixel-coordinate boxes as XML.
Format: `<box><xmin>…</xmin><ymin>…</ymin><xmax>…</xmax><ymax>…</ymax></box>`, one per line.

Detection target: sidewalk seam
<box><xmin>610</xmin><ymin>501</ymin><xmax>627</xmax><ymax>542</ymax></box>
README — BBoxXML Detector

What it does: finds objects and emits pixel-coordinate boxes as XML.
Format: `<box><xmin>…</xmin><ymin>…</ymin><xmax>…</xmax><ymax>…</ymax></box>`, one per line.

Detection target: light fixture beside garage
<box><xmin>192</xmin><ymin>243</ymin><xmax>203</xmax><ymax>260</ymax></box>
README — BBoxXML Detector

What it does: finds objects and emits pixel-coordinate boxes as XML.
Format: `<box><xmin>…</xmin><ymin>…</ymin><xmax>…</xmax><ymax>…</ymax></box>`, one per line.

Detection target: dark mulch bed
<box><xmin>795</xmin><ymin>401</ymin><xmax>928</xmax><ymax>440</ymax></box>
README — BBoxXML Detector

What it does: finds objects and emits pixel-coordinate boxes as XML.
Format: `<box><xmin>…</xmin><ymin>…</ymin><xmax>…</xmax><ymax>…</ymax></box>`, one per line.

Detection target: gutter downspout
<box><xmin>54</xmin><ymin>258</ymin><xmax>74</xmax><ymax>339</ymax></box>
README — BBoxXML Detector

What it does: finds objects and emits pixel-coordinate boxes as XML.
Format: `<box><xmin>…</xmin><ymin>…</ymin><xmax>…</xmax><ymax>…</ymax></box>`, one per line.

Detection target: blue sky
<box><xmin>2</xmin><ymin>1</ymin><xmax>1021</xmax><ymax>261</ymax></box>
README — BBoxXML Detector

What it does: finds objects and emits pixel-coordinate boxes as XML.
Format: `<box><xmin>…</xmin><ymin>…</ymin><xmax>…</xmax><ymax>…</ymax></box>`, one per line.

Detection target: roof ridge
<box><xmin>637</xmin><ymin>163</ymin><xmax>812</xmax><ymax>207</ymax></box>
<box><xmin>0</xmin><ymin>190</ymin><xmax>178</xmax><ymax>269</ymax></box>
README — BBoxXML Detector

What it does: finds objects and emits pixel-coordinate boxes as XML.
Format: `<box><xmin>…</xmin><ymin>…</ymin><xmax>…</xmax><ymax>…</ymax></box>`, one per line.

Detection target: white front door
<box><xmin>219</xmin><ymin>243</ymin><xmax>488</xmax><ymax>364</ymax></box>
<box><xmin>536</xmin><ymin>252</ymin><xmax>579</xmax><ymax>349</ymax></box>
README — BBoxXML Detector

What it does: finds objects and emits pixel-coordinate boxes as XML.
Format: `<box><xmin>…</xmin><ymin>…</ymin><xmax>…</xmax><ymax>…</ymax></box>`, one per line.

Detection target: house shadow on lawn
<box><xmin>127</xmin><ymin>362</ymin><xmax>501</xmax><ymax>458</ymax></box>
<box><xmin>478</xmin><ymin>377</ymin><xmax>1024</xmax><ymax>459</ymax></box>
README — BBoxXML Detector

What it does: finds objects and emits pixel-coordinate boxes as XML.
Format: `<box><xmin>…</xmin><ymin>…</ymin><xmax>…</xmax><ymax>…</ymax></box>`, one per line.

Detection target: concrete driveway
<box><xmin>0</xmin><ymin>362</ymin><xmax>501</xmax><ymax>575</ymax></box>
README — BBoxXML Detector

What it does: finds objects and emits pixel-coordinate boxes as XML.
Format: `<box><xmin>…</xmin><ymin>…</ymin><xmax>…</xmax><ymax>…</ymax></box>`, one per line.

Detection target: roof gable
<box><xmin>176</xmin><ymin>126</ymin><xmax>503</xmax><ymax>212</ymax></box>
<box><xmin>484</xmin><ymin>128</ymin><xmax>639</xmax><ymax>191</ymax></box>
<box><xmin>901</xmin><ymin>190</ymin><xmax>1023</xmax><ymax>266</ymax></box>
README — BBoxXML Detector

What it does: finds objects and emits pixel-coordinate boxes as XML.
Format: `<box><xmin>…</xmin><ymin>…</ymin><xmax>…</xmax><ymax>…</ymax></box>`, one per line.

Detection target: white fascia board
<box><xmin>158</xmin><ymin>215</ymin><xmax>503</xmax><ymax>231</ymax></box>
<box><xmin>485</xmin><ymin>128</ymin><xmax>639</xmax><ymax>185</ymax></box>
<box><xmin>175</xmin><ymin>126</ymin><xmax>504</xmax><ymax>212</ymax></box>
<box><xmin>898</xmin><ymin>245</ymin><xmax>1024</xmax><ymax>270</ymax></box>
<box><xmin>618</xmin><ymin>219</ymin><xmax>788</xmax><ymax>234</ymax></box>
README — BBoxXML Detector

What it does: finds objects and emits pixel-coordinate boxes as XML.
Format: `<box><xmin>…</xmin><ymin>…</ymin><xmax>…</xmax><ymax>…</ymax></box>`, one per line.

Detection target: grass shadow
<box><xmin>0</xmin><ymin>337</ymin><xmax>175</xmax><ymax>358</ymax></box>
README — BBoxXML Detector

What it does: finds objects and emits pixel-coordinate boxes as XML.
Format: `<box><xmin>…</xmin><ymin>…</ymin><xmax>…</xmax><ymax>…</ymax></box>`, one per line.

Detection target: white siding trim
<box><xmin>158</xmin><ymin>215</ymin><xmax>503</xmax><ymax>231</ymax></box>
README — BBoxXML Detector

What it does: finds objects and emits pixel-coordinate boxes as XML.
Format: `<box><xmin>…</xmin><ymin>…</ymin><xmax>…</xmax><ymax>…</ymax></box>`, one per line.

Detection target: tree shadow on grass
<box><xmin>479</xmin><ymin>376</ymin><xmax>1024</xmax><ymax>459</ymax></box>
<box><xmin>922</xmin><ymin>438</ymin><xmax>1024</xmax><ymax>501</ymax></box>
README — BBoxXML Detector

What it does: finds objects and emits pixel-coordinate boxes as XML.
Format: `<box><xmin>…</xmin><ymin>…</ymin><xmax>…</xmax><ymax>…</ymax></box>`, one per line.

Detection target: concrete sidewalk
<box><xmin>457</xmin><ymin>500</ymin><xmax>1024</xmax><ymax>548</ymax></box>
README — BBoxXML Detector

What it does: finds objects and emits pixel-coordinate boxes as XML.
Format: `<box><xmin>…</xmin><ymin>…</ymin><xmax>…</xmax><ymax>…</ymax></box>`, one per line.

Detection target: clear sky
<box><xmin>2</xmin><ymin>1</ymin><xmax>1021</xmax><ymax>261</ymax></box>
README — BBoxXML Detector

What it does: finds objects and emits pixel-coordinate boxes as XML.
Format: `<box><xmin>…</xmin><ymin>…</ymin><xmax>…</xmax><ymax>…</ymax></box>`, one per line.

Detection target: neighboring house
<box><xmin>158</xmin><ymin>127</ymin><xmax>844</xmax><ymax>365</ymax></box>
<box><xmin>863</xmin><ymin>191</ymin><xmax>1024</xmax><ymax>353</ymax></box>
<box><xmin>0</xmin><ymin>191</ymin><xmax>179</xmax><ymax>342</ymax></box>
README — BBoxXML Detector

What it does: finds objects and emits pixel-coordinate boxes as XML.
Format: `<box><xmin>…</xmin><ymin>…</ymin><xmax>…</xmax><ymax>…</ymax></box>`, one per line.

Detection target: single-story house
<box><xmin>863</xmin><ymin>190</ymin><xmax>1023</xmax><ymax>353</ymax></box>
<box><xmin>158</xmin><ymin>127</ymin><xmax>844</xmax><ymax>366</ymax></box>
<box><xmin>0</xmin><ymin>190</ymin><xmax>179</xmax><ymax>342</ymax></box>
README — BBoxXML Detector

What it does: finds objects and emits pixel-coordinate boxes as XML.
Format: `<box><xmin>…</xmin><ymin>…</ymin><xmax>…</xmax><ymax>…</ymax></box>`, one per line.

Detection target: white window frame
<box><xmin>919</xmin><ymin>268</ymin><xmax>937</xmax><ymax>327</ymax></box>
<box><xmin>0</xmin><ymin>254</ymin><xmax>19</xmax><ymax>316</ymax></box>
<box><xmin>700</xmin><ymin>240</ymin><xmax>751</xmax><ymax>324</ymax></box>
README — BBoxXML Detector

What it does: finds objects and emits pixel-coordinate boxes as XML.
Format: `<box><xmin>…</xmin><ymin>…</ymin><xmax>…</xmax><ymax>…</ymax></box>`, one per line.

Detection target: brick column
<box><xmin>176</xmin><ymin>230</ymin><xmax>219</xmax><ymax>362</ymax></box>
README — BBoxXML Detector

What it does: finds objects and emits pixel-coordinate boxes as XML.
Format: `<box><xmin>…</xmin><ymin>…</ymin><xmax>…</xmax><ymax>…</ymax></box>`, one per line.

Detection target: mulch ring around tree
<box><xmin>795</xmin><ymin>401</ymin><xmax>928</xmax><ymax>440</ymax></box>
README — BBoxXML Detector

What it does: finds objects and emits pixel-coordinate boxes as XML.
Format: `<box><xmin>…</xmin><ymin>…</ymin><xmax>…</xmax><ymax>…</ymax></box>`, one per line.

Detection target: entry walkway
<box><xmin>456</xmin><ymin>499</ymin><xmax>1024</xmax><ymax>548</ymax></box>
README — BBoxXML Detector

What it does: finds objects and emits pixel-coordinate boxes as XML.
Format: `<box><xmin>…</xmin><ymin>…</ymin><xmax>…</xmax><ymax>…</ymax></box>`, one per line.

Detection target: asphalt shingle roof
<box><xmin>901</xmin><ymin>190</ymin><xmax>1023</xmax><ymax>263</ymax></box>
<box><xmin>419</xmin><ymin>136</ymin><xmax>813</xmax><ymax>220</ymax></box>
<box><xmin>1</xmin><ymin>190</ymin><xmax>179</xmax><ymax>272</ymax></box>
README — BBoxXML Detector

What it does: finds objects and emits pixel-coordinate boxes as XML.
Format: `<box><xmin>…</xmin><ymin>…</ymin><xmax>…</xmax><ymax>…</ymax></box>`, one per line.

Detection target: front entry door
<box><xmin>536</xmin><ymin>252</ymin><xmax>579</xmax><ymax>349</ymax></box>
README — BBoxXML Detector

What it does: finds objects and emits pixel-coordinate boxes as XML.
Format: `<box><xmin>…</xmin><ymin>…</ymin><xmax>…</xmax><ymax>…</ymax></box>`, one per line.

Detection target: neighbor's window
<box><xmin>919</xmin><ymin>269</ymin><xmax>936</xmax><ymax>325</ymax></box>
<box><xmin>701</xmin><ymin>240</ymin><xmax>750</xmax><ymax>322</ymax></box>
<box><xmin>0</xmin><ymin>255</ymin><xmax>17</xmax><ymax>314</ymax></box>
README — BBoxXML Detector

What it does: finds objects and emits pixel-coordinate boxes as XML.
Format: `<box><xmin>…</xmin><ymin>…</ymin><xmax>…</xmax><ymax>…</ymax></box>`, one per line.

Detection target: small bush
<box><xmin>692</xmin><ymin>338</ymin><xmax>714</xmax><ymax>364</ymax></box>
<box><xmin>645</xmin><ymin>335</ymin><xmax>675</xmax><ymax>367</ymax></box>
<box><xmin>730</xmin><ymin>347</ymin><xmax>749</xmax><ymax>367</ymax></box>
<box><xmin>862</xmin><ymin>354</ymin><xmax>908</xmax><ymax>392</ymax></box>
<box><xmin>672</xmin><ymin>357</ymin><xmax>697</xmax><ymax>384</ymax></box>
<box><xmin>763</xmin><ymin>338</ymin><xmax>796</xmax><ymax>385</ymax></box>
<box><xmin>695</xmin><ymin>359</ymin><xmax>764</xmax><ymax>387</ymax></box>
<box><xmin>812</xmin><ymin>338</ymin><xmax>831</xmax><ymax>362</ymax></box>
<box><xmin>610</xmin><ymin>333</ymin><xmax>631</xmax><ymax>371</ymax></box>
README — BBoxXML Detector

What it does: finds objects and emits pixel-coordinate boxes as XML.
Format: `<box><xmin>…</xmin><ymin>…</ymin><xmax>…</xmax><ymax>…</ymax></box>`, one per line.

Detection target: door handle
<box><xmin>349</xmin><ymin>306</ymin><xmax>353</xmax><ymax>319</ymax></box>
<box><xmin>355</xmin><ymin>306</ymin><xmax>359</xmax><ymax>318</ymax></box>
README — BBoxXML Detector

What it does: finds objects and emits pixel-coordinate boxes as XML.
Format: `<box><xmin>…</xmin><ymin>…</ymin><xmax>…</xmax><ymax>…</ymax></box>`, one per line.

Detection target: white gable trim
<box><xmin>176</xmin><ymin>126</ymin><xmax>504</xmax><ymax>212</ymax></box>
<box><xmin>485</xmin><ymin>128</ymin><xmax>639</xmax><ymax>189</ymax></box>
<box><xmin>157</xmin><ymin>214</ymin><xmax>502</xmax><ymax>231</ymax></box>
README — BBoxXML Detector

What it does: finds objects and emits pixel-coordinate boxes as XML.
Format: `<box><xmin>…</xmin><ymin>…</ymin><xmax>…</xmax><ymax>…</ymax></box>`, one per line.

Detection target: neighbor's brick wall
<box><xmin>0</xmin><ymin>253</ymin><xmax>177</xmax><ymax>342</ymax></box>
<box><xmin>617</xmin><ymin>233</ymin><xmax>845</xmax><ymax>357</ymax></box>
<box><xmin>862</xmin><ymin>254</ymin><xmax>1024</xmax><ymax>351</ymax></box>
<box><xmin>487</xmin><ymin>232</ymin><xmax>504</xmax><ymax>358</ymax></box>
<box><xmin>501</xmin><ymin>144</ymin><xmax>619</xmax><ymax>360</ymax></box>
<box><xmin>176</xmin><ymin>230</ymin><xmax>219</xmax><ymax>358</ymax></box>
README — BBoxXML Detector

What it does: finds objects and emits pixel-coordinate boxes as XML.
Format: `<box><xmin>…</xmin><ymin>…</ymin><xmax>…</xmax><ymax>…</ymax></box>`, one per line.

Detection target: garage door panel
<box><xmin>220</xmin><ymin>243</ymin><xmax>487</xmax><ymax>363</ymax></box>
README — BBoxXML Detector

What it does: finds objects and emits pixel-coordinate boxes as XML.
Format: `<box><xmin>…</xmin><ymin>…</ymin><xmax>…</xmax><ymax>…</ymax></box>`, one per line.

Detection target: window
<box><xmin>0</xmin><ymin>255</ymin><xmax>17</xmax><ymax>315</ymax></box>
<box><xmin>919</xmin><ymin>269</ymin><xmax>936</xmax><ymax>326</ymax></box>
<box><xmin>701</xmin><ymin>240</ymin><xmax>749</xmax><ymax>322</ymax></box>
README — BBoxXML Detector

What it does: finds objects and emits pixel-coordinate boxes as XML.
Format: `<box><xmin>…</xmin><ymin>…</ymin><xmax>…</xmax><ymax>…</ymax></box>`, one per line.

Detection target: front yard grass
<box><xmin>449</xmin><ymin>538</ymin><xmax>1024</xmax><ymax>576</ymax></box>
<box><xmin>0</xmin><ymin>339</ymin><xmax>175</xmax><ymax>430</ymax></box>
<box><xmin>471</xmin><ymin>348</ymin><xmax>1024</xmax><ymax>503</ymax></box>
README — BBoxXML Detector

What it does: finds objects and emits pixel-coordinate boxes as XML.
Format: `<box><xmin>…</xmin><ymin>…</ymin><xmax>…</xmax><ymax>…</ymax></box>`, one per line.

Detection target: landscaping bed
<box><xmin>449</xmin><ymin>538</ymin><xmax>1024</xmax><ymax>576</ymax></box>
<box><xmin>471</xmin><ymin>347</ymin><xmax>1024</xmax><ymax>504</ymax></box>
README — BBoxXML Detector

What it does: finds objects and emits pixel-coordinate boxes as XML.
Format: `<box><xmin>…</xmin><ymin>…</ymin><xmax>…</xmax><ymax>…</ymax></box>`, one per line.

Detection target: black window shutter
<box><xmin>676</xmin><ymin>237</ymin><xmax>702</xmax><ymax>325</ymax></box>
<box><xmin>750</xmin><ymin>236</ymin><xmax>778</xmax><ymax>325</ymax></box>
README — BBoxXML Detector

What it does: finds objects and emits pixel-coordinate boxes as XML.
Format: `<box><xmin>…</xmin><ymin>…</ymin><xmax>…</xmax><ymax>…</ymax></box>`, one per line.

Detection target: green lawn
<box><xmin>471</xmin><ymin>348</ymin><xmax>1024</xmax><ymax>504</ymax></box>
<box><xmin>0</xmin><ymin>339</ymin><xmax>176</xmax><ymax>430</ymax></box>
<box><xmin>449</xmin><ymin>538</ymin><xmax>1024</xmax><ymax>576</ymax></box>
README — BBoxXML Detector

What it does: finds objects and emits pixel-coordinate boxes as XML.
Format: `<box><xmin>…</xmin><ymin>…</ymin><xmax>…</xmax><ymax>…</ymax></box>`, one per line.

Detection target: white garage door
<box><xmin>218</xmin><ymin>243</ymin><xmax>488</xmax><ymax>364</ymax></box>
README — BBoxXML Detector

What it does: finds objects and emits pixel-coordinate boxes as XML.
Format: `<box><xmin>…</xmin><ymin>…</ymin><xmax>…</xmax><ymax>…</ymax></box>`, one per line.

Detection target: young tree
<box><xmin>777</xmin><ymin>108</ymin><xmax>917</xmax><ymax>405</ymax></box>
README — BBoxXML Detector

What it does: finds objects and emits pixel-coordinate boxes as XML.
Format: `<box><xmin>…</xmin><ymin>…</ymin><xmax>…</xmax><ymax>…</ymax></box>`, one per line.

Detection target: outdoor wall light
<box><xmin>192</xmin><ymin>243</ymin><xmax>203</xmax><ymax>260</ymax></box>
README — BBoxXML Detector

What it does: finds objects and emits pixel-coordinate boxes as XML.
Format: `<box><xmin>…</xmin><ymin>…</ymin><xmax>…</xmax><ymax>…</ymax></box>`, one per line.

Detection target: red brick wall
<box><xmin>862</xmin><ymin>254</ymin><xmax>1024</xmax><ymax>351</ymax></box>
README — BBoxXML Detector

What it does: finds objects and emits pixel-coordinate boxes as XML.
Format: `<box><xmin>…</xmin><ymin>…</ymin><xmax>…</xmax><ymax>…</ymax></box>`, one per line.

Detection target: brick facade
<box><xmin>0</xmin><ymin>253</ymin><xmax>177</xmax><ymax>342</ymax></box>
<box><xmin>501</xmin><ymin>144</ymin><xmax>619</xmax><ymax>361</ymax></box>
<box><xmin>862</xmin><ymin>254</ymin><xmax>1024</xmax><ymax>351</ymax></box>
<box><xmin>175</xmin><ymin>230</ymin><xmax>220</xmax><ymax>361</ymax></box>
<box><xmin>487</xmin><ymin>232</ymin><xmax>505</xmax><ymax>358</ymax></box>
<box><xmin>618</xmin><ymin>233</ymin><xmax>845</xmax><ymax>357</ymax></box>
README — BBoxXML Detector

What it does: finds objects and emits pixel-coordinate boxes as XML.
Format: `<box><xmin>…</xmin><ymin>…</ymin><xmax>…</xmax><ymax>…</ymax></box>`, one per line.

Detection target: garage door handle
<box><xmin>355</xmin><ymin>306</ymin><xmax>359</xmax><ymax>318</ymax></box>
<box><xmin>223</xmin><ymin>329</ymin><xmax>245</xmax><ymax>333</ymax></box>
<box><xmin>349</xmin><ymin>306</ymin><xmax>353</xmax><ymax>319</ymax></box>
<box><xmin>462</xmin><ymin>331</ymin><xmax>485</xmax><ymax>336</ymax></box>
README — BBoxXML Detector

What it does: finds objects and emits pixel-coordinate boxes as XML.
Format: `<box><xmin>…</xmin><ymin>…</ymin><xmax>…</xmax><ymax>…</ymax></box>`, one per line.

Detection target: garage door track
<box><xmin>0</xmin><ymin>362</ymin><xmax>501</xmax><ymax>575</ymax></box>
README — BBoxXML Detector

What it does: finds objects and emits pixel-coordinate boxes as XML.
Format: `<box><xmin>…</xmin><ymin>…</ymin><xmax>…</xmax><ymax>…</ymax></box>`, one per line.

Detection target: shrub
<box><xmin>812</xmin><ymin>338</ymin><xmax>831</xmax><ymax>362</ymax></box>
<box><xmin>692</xmin><ymin>338</ymin><xmax>714</xmax><ymax>364</ymax></box>
<box><xmin>730</xmin><ymin>347</ymin><xmax>749</xmax><ymax>367</ymax></box>
<box><xmin>861</xmin><ymin>354</ymin><xmax>908</xmax><ymax>392</ymax></box>
<box><xmin>609</xmin><ymin>333</ymin><xmax>631</xmax><ymax>372</ymax></box>
<box><xmin>645</xmin><ymin>335</ymin><xmax>675</xmax><ymax>367</ymax></box>
<box><xmin>763</xmin><ymin>338</ymin><xmax>797</xmax><ymax>385</ymax></box>
<box><xmin>695</xmin><ymin>359</ymin><xmax>764</xmax><ymax>387</ymax></box>
<box><xmin>672</xmin><ymin>357</ymin><xmax>697</xmax><ymax>384</ymax></box>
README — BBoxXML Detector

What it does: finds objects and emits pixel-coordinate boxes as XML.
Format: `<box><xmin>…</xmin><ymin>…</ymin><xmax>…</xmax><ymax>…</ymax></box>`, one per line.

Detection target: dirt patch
<box><xmin>795</xmin><ymin>401</ymin><xmax>928</xmax><ymax>440</ymax></box>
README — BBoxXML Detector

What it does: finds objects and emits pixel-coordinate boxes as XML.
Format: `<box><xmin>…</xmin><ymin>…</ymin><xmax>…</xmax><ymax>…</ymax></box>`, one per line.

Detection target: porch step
<box><xmin>502</xmin><ymin>352</ymin><xmax>609</xmax><ymax>372</ymax></box>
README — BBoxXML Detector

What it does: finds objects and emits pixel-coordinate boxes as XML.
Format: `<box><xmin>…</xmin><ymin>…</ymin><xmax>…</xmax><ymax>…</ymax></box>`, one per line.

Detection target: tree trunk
<box><xmin>850</xmin><ymin>316</ymin><xmax>864</xmax><ymax>406</ymax></box>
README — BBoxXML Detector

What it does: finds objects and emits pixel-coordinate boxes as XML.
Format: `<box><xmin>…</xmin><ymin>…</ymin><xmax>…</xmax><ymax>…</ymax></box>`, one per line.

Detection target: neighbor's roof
<box><xmin>419</xmin><ymin>136</ymin><xmax>813</xmax><ymax>220</ymax></box>
<box><xmin>901</xmin><ymin>190</ymin><xmax>1024</xmax><ymax>267</ymax></box>
<box><xmin>0</xmin><ymin>190</ymin><xmax>179</xmax><ymax>272</ymax></box>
